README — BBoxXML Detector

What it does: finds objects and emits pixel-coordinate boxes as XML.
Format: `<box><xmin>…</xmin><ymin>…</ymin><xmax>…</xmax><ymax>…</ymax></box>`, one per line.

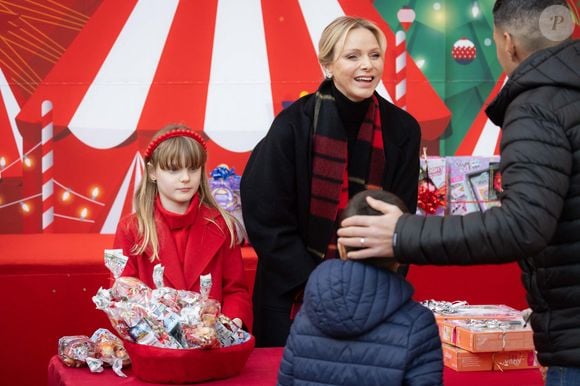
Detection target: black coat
<box><xmin>242</xmin><ymin>84</ymin><xmax>421</xmax><ymax>346</ymax></box>
<box><xmin>277</xmin><ymin>259</ymin><xmax>443</xmax><ymax>386</ymax></box>
<box><xmin>394</xmin><ymin>40</ymin><xmax>580</xmax><ymax>367</ymax></box>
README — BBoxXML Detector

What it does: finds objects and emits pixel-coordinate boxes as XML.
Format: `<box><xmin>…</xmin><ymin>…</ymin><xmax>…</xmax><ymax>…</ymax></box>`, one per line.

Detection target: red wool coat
<box><xmin>114</xmin><ymin>196</ymin><xmax>253</xmax><ymax>329</ymax></box>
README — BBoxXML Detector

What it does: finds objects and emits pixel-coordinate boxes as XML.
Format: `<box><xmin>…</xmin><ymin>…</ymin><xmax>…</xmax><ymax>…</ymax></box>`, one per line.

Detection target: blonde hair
<box><xmin>318</xmin><ymin>16</ymin><xmax>387</xmax><ymax>67</ymax></box>
<box><xmin>132</xmin><ymin>123</ymin><xmax>237</xmax><ymax>261</ymax></box>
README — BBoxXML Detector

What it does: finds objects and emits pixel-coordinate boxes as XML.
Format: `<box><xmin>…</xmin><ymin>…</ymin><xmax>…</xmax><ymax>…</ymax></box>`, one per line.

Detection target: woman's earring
<box><xmin>325</xmin><ymin>70</ymin><xmax>332</xmax><ymax>79</ymax></box>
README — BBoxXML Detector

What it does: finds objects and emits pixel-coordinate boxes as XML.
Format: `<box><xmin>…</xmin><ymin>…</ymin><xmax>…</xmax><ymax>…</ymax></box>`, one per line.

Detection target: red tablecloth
<box><xmin>48</xmin><ymin>348</ymin><xmax>544</xmax><ymax>386</ymax></box>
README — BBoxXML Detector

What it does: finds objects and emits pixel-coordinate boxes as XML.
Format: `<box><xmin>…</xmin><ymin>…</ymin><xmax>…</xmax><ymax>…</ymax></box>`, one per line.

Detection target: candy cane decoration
<box><xmin>394</xmin><ymin>30</ymin><xmax>407</xmax><ymax>110</ymax></box>
<box><xmin>395</xmin><ymin>7</ymin><xmax>416</xmax><ymax>111</ymax></box>
<box><xmin>41</xmin><ymin>100</ymin><xmax>54</xmax><ymax>231</ymax></box>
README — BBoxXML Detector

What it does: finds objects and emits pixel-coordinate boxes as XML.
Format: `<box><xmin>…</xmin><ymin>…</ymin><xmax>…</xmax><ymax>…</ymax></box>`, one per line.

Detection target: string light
<box><xmin>80</xmin><ymin>207</ymin><xmax>88</xmax><ymax>219</ymax></box>
<box><xmin>91</xmin><ymin>187</ymin><xmax>100</xmax><ymax>200</ymax></box>
<box><xmin>0</xmin><ymin>157</ymin><xmax>6</xmax><ymax>169</ymax></box>
<box><xmin>472</xmin><ymin>1</ymin><xmax>481</xmax><ymax>18</ymax></box>
<box><xmin>62</xmin><ymin>190</ymin><xmax>71</xmax><ymax>201</ymax></box>
<box><xmin>23</xmin><ymin>156</ymin><xmax>32</xmax><ymax>168</ymax></box>
<box><xmin>21</xmin><ymin>202</ymin><xmax>31</xmax><ymax>213</ymax></box>
<box><xmin>416</xmin><ymin>58</ymin><xmax>426</xmax><ymax>69</ymax></box>
<box><xmin>53</xmin><ymin>180</ymin><xmax>105</xmax><ymax>206</ymax></box>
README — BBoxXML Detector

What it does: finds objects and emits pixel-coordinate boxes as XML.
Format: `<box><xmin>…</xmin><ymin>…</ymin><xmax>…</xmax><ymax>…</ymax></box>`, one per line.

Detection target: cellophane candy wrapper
<box><xmin>58</xmin><ymin>335</ymin><xmax>96</xmax><ymax>367</ymax></box>
<box><xmin>87</xmin><ymin>328</ymin><xmax>130</xmax><ymax>376</ymax></box>
<box><xmin>93</xmin><ymin>261</ymin><xmax>251</xmax><ymax>352</ymax></box>
<box><xmin>209</xmin><ymin>164</ymin><xmax>248</xmax><ymax>244</ymax></box>
<box><xmin>57</xmin><ymin>328</ymin><xmax>129</xmax><ymax>377</ymax></box>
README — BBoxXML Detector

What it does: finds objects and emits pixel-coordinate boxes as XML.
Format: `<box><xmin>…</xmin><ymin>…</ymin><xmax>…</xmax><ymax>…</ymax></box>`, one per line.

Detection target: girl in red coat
<box><xmin>114</xmin><ymin>124</ymin><xmax>252</xmax><ymax>330</ymax></box>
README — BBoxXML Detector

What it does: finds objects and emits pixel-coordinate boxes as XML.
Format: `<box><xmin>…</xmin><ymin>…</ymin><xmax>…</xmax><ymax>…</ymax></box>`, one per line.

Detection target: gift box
<box><xmin>440</xmin><ymin>318</ymin><xmax>534</xmax><ymax>352</ymax></box>
<box><xmin>492</xmin><ymin>350</ymin><xmax>540</xmax><ymax>371</ymax></box>
<box><xmin>416</xmin><ymin>157</ymin><xmax>447</xmax><ymax>216</ymax></box>
<box><xmin>424</xmin><ymin>302</ymin><xmax>523</xmax><ymax>322</ymax></box>
<box><xmin>442</xmin><ymin>343</ymin><xmax>493</xmax><ymax>372</ymax></box>
<box><xmin>124</xmin><ymin>335</ymin><xmax>255</xmax><ymax>383</ymax></box>
<box><xmin>447</xmin><ymin>156</ymin><xmax>501</xmax><ymax>215</ymax></box>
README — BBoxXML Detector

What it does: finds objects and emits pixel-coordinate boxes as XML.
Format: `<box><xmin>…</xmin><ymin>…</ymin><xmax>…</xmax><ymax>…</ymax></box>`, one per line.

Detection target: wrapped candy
<box><xmin>93</xmin><ymin>262</ymin><xmax>251</xmax><ymax>351</ymax></box>
<box><xmin>215</xmin><ymin>314</ymin><xmax>251</xmax><ymax>346</ymax></box>
<box><xmin>209</xmin><ymin>164</ymin><xmax>240</xmax><ymax>212</ymax></box>
<box><xmin>86</xmin><ymin>328</ymin><xmax>130</xmax><ymax>376</ymax></box>
<box><xmin>151</xmin><ymin>264</ymin><xmax>180</xmax><ymax>312</ymax></box>
<box><xmin>209</xmin><ymin>164</ymin><xmax>247</xmax><ymax>243</ymax></box>
<box><xmin>111</xmin><ymin>276</ymin><xmax>152</xmax><ymax>304</ymax></box>
<box><xmin>182</xmin><ymin>323</ymin><xmax>220</xmax><ymax>349</ymax></box>
<box><xmin>91</xmin><ymin>328</ymin><xmax>130</xmax><ymax>366</ymax></box>
<box><xmin>58</xmin><ymin>335</ymin><xmax>96</xmax><ymax>367</ymax></box>
<box><xmin>104</xmin><ymin>249</ymin><xmax>128</xmax><ymax>279</ymax></box>
<box><xmin>57</xmin><ymin>329</ymin><xmax>131</xmax><ymax>378</ymax></box>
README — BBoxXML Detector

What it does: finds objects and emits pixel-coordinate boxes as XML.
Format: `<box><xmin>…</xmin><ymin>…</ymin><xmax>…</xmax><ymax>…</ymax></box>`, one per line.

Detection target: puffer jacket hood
<box><xmin>487</xmin><ymin>39</ymin><xmax>580</xmax><ymax>126</ymax></box>
<box><xmin>303</xmin><ymin>259</ymin><xmax>414</xmax><ymax>338</ymax></box>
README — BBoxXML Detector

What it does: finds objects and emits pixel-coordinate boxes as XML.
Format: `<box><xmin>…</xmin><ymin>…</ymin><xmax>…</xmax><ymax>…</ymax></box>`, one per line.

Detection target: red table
<box><xmin>48</xmin><ymin>348</ymin><xmax>544</xmax><ymax>386</ymax></box>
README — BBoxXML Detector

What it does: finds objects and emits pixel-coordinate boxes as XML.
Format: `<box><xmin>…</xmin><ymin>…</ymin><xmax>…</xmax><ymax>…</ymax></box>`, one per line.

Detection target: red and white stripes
<box><xmin>41</xmin><ymin>100</ymin><xmax>54</xmax><ymax>231</ymax></box>
<box><xmin>395</xmin><ymin>30</ymin><xmax>407</xmax><ymax>110</ymax></box>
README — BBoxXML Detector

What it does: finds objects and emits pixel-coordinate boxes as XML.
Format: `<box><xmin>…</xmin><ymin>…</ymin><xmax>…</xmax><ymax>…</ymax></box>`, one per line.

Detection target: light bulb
<box><xmin>472</xmin><ymin>2</ymin><xmax>481</xmax><ymax>18</ymax></box>
<box><xmin>91</xmin><ymin>187</ymin><xmax>100</xmax><ymax>199</ymax></box>
<box><xmin>21</xmin><ymin>202</ymin><xmax>31</xmax><ymax>213</ymax></box>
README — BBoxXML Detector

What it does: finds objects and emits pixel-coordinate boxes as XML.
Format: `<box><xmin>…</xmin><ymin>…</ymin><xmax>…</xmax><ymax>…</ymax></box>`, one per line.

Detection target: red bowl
<box><xmin>123</xmin><ymin>336</ymin><xmax>255</xmax><ymax>384</ymax></box>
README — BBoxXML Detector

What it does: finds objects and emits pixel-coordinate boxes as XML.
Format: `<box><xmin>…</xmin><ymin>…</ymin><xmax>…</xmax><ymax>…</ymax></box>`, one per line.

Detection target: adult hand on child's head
<box><xmin>337</xmin><ymin>196</ymin><xmax>403</xmax><ymax>259</ymax></box>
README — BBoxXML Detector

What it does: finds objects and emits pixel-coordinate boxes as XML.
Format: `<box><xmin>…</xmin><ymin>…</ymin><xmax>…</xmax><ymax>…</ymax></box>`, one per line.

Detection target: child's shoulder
<box><xmin>117</xmin><ymin>212</ymin><xmax>138</xmax><ymax>231</ymax></box>
<box><xmin>200</xmin><ymin>204</ymin><xmax>229</xmax><ymax>231</ymax></box>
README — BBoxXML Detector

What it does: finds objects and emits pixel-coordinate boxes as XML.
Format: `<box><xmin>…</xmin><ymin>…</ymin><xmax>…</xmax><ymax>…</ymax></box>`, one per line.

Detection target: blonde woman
<box><xmin>242</xmin><ymin>16</ymin><xmax>421</xmax><ymax>347</ymax></box>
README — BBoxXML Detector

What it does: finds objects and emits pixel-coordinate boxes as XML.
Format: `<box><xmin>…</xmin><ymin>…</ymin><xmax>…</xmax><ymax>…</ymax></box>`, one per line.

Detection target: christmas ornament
<box><xmin>452</xmin><ymin>37</ymin><xmax>477</xmax><ymax>65</ymax></box>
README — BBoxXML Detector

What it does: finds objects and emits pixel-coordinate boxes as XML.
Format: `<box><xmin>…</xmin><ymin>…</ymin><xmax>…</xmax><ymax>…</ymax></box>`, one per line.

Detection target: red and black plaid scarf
<box><xmin>307</xmin><ymin>80</ymin><xmax>385</xmax><ymax>259</ymax></box>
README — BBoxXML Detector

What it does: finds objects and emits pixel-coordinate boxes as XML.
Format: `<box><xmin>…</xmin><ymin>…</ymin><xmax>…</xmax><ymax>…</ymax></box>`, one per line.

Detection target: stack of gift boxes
<box><xmin>418</xmin><ymin>158</ymin><xmax>539</xmax><ymax>371</ymax></box>
<box><xmin>425</xmin><ymin>302</ymin><xmax>539</xmax><ymax>371</ymax></box>
<box><xmin>417</xmin><ymin>156</ymin><xmax>502</xmax><ymax>216</ymax></box>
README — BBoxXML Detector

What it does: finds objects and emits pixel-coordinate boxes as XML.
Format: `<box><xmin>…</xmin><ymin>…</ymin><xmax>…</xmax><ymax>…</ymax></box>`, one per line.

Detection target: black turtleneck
<box><xmin>331</xmin><ymin>81</ymin><xmax>371</xmax><ymax>154</ymax></box>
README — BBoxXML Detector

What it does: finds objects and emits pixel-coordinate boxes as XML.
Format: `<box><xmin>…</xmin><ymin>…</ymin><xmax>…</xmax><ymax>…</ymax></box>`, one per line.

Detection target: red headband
<box><xmin>144</xmin><ymin>129</ymin><xmax>207</xmax><ymax>160</ymax></box>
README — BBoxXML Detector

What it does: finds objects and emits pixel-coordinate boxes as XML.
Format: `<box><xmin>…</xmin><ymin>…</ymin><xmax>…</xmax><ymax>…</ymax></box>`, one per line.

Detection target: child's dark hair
<box><xmin>340</xmin><ymin>190</ymin><xmax>408</xmax><ymax>271</ymax></box>
<box><xmin>341</xmin><ymin>190</ymin><xmax>408</xmax><ymax>219</ymax></box>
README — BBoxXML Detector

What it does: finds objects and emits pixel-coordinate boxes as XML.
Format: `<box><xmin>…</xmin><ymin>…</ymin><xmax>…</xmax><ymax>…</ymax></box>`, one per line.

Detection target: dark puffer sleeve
<box><xmin>395</xmin><ymin>102</ymin><xmax>572</xmax><ymax>265</ymax></box>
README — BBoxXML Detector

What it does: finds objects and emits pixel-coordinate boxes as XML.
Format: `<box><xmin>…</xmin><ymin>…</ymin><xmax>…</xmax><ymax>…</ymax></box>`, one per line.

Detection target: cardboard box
<box><xmin>443</xmin><ymin>344</ymin><xmax>539</xmax><ymax>372</ymax></box>
<box><xmin>442</xmin><ymin>343</ymin><xmax>493</xmax><ymax>371</ymax></box>
<box><xmin>431</xmin><ymin>303</ymin><xmax>523</xmax><ymax>323</ymax></box>
<box><xmin>447</xmin><ymin>156</ymin><xmax>500</xmax><ymax>215</ymax></box>
<box><xmin>493</xmin><ymin>350</ymin><xmax>540</xmax><ymax>371</ymax></box>
<box><xmin>441</xmin><ymin>319</ymin><xmax>534</xmax><ymax>352</ymax></box>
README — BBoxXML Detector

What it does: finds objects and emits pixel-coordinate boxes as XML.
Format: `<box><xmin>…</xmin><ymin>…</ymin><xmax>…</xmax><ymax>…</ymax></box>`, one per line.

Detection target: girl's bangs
<box><xmin>156</xmin><ymin>137</ymin><xmax>205</xmax><ymax>170</ymax></box>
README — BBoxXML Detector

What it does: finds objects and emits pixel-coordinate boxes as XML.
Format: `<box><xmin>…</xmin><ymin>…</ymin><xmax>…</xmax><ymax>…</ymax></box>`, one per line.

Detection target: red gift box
<box><xmin>123</xmin><ymin>335</ymin><xmax>255</xmax><ymax>384</ymax></box>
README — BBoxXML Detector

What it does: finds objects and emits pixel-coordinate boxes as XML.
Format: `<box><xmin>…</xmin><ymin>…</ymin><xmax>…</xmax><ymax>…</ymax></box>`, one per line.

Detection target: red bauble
<box><xmin>452</xmin><ymin>37</ymin><xmax>476</xmax><ymax>65</ymax></box>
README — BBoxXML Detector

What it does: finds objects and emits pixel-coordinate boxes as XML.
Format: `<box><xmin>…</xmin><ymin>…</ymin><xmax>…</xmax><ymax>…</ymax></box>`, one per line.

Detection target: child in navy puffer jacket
<box><xmin>277</xmin><ymin>190</ymin><xmax>443</xmax><ymax>386</ymax></box>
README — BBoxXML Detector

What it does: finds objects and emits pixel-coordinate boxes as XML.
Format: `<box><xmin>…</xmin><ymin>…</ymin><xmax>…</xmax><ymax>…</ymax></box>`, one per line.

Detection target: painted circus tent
<box><xmin>1</xmin><ymin>0</ymin><xmax>528</xmax><ymax>234</ymax></box>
